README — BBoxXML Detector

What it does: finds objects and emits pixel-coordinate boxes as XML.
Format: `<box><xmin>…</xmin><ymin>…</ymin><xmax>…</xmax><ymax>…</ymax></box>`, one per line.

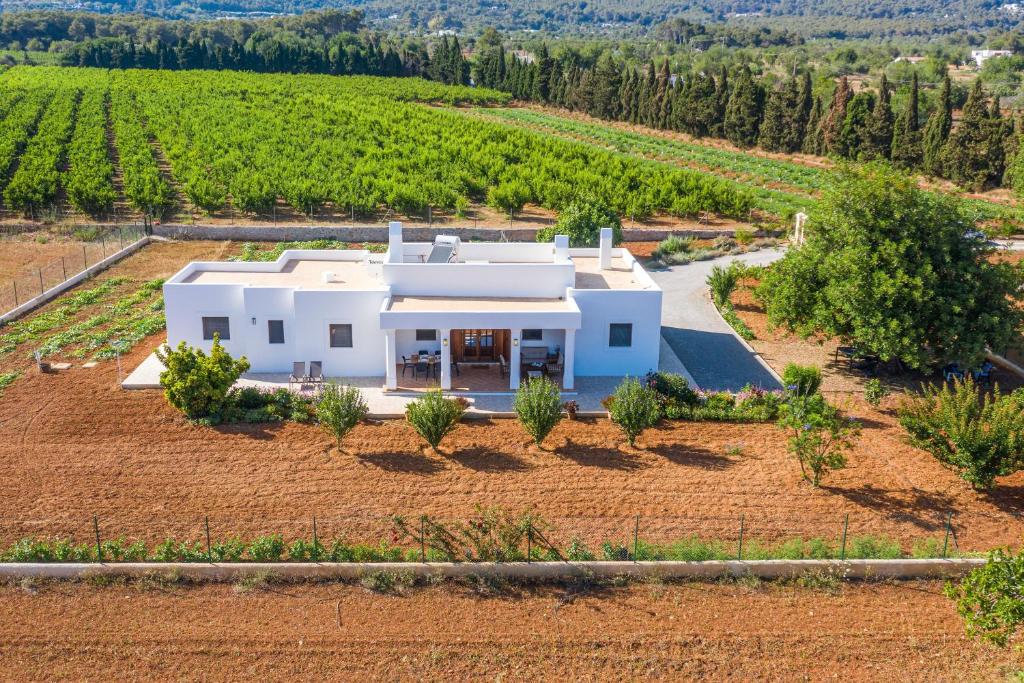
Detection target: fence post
<box><xmin>942</xmin><ymin>511</ymin><xmax>953</xmax><ymax>558</ymax></box>
<box><xmin>419</xmin><ymin>515</ymin><xmax>425</xmax><ymax>562</ymax></box>
<box><xmin>526</xmin><ymin>520</ymin><xmax>532</xmax><ymax>563</ymax></box>
<box><xmin>840</xmin><ymin>513</ymin><xmax>849</xmax><ymax>561</ymax></box>
<box><xmin>312</xmin><ymin>516</ymin><xmax>319</xmax><ymax>563</ymax></box>
<box><xmin>737</xmin><ymin>514</ymin><xmax>745</xmax><ymax>561</ymax></box>
<box><xmin>61</xmin><ymin>257</ymin><xmax>67</xmax><ymax>281</ymax></box>
<box><xmin>203</xmin><ymin>516</ymin><xmax>211</xmax><ymax>562</ymax></box>
<box><xmin>83</xmin><ymin>244</ymin><xmax>88</xmax><ymax>269</ymax></box>
<box><xmin>119</xmin><ymin>227</ymin><xmax>124</xmax><ymax>250</ymax></box>
<box><xmin>37</xmin><ymin>269</ymin><xmax>43</xmax><ymax>295</ymax></box>
<box><xmin>12</xmin><ymin>280</ymin><xmax>17</xmax><ymax>306</ymax></box>
<box><xmin>632</xmin><ymin>515</ymin><xmax>640</xmax><ymax>562</ymax></box>
<box><xmin>93</xmin><ymin>515</ymin><xmax>102</xmax><ymax>563</ymax></box>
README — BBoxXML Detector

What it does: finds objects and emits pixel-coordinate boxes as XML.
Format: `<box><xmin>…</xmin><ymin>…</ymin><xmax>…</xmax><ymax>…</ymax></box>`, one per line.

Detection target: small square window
<box><xmin>522</xmin><ymin>329</ymin><xmax>543</xmax><ymax>341</ymax></box>
<box><xmin>202</xmin><ymin>316</ymin><xmax>230</xmax><ymax>341</ymax></box>
<box><xmin>609</xmin><ymin>323</ymin><xmax>632</xmax><ymax>348</ymax></box>
<box><xmin>329</xmin><ymin>324</ymin><xmax>353</xmax><ymax>348</ymax></box>
<box><xmin>415</xmin><ymin>329</ymin><xmax>437</xmax><ymax>341</ymax></box>
<box><xmin>268</xmin><ymin>320</ymin><xmax>285</xmax><ymax>344</ymax></box>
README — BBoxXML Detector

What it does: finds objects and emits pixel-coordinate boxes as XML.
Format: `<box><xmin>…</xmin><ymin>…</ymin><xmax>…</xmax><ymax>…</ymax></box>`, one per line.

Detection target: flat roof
<box><xmin>387</xmin><ymin>296</ymin><xmax>575</xmax><ymax>312</ymax></box>
<box><xmin>182</xmin><ymin>259</ymin><xmax>380</xmax><ymax>289</ymax></box>
<box><xmin>573</xmin><ymin>256</ymin><xmax>649</xmax><ymax>290</ymax></box>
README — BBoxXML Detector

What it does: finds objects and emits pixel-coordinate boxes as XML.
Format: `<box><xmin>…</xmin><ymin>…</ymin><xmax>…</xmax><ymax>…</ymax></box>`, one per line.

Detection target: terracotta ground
<box><xmin>0</xmin><ymin>580</ymin><xmax>1019</xmax><ymax>680</ymax></box>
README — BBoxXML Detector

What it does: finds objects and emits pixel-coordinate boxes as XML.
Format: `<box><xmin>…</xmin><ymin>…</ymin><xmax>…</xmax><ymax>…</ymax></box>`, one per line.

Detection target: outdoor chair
<box><xmin>943</xmin><ymin>364</ymin><xmax>965</xmax><ymax>382</ymax></box>
<box><xmin>308</xmin><ymin>361</ymin><xmax>324</xmax><ymax>385</ymax></box>
<box><xmin>288</xmin><ymin>362</ymin><xmax>306</xmax><ymax>390</ymax></box>
<box><xmin>973</xmin><ymin>361</ymin><xmax>994</xmax><ymax>385</ymax></box>
<box><xmin>415</xmin><ymin>358</ymin><xmax>429</xmax><ymax>380</ymax></box>
<box><xmin>546</xmin><ymin>351</ymin><xmax>564</xmax><ymax>377</ymax></box>
<box><xmin>401</xmin><ymin>356</ymin><xmax>416</xmax><ymax>377</ymax></box>
<box><xmin>418</xmin><ymin>349</ymin><xmax>429</xmax><ymax>355</ymax></box>
<box><xmin>498</xmin><ymin>354</ymin><xmax>509</xmax><ymax>378</ymax></box>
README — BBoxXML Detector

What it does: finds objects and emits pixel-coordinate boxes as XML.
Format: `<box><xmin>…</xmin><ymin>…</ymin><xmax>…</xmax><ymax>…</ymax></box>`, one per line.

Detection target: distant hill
<box><xmin>2</xmin><ymin>0</ymin><xmax>1022</xmax><ymax>37</ymax></box>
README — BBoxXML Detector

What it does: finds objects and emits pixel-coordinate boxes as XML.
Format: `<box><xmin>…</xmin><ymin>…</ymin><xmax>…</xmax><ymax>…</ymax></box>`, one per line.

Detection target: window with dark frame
<box><xmin>522</xmin><ymin>329</ymin><xmax>543</xmax><ymax>341</ymax></box>
<box><xmin>415</xmin><ymin>329</ymin><xmax>437</xmax><ymax>341</ymax></box>
<box><xmin>202</xmin><ymin>316</ymin><xmax>230</xmax><ymax>341</ymax></box>
<box><xmin>329</xmin><ymin>323</ymin><xmax>353</xmax><ymax>348</ymax></box>
<box><xmin>268</xmin><ymin>320</ymin><xmax>285</xmax><ymax>344</ymax></box>
<box><xmin>608</xmin><ymin>323</ymin><xmax>632</xmax><ymax>348</ymax></box>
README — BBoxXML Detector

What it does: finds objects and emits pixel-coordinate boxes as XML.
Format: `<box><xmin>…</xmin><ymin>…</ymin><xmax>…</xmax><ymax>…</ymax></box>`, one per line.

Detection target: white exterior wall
<box><xmin>292</xmin><ymin>290</ymin><xmax>389</xmax><ymax>376</ymax></box>
<box><xmin>164</xmin><ymin>282</ymin><xmax>247</xmax><ymax>358</ymax></box>
<box><xmin>382</xmin><ymin>263</ymin><xmax>575</xmax><ymax>298</ymax></box>
<box><xmin>570</xmin><ymin>288</ymin><xmax>662</xmax><ymax>377</ymax></box>
<box><xmin>396</xmin><ymin>328</ymin><xmax>442</xmax><ymax>358</ymax></box>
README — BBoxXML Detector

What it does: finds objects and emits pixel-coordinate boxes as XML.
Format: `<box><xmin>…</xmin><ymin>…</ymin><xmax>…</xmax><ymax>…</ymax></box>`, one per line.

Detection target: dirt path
<box><xmin>0</xmin><ymin>580</ymin><xmax>1017</xmax><ymax>680</ymax></box>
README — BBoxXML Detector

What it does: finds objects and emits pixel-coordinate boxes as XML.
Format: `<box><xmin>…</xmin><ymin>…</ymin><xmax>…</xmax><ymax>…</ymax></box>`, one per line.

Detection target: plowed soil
<box><xmin>0</xmin><ymin>580</ymin><xmax>1019</xmax><ymax>680</ymax></box>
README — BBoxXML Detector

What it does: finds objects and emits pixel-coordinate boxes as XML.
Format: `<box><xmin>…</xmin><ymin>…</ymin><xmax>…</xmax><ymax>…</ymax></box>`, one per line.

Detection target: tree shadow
<box><xmin>444</xmin><ymin>447</ymin><xmax>532</xmax><ymax>473</ymax></box>
<box><xmin>824</xmin><ymin>484</ymin><xmax>956</xmax><ymax>531</ymax></box>
<box><xmin>355</xmin><ymin>451</ymin><xmax>445</xmax><ymax>474</ymax></box>
<box><xmin>556</xmin><ymin>438</ymin><xmax>647</xmax><ymax>471</ymax></box>
<box><xmin>980</xmin><ymin>484</ymin><xmax>1024</xmax><ymax>516</ymax></box>
<box><xmin>214</xmin><ymin>422</ymin><xmax>289</xmax><ymax>441</ymax></box>
<box><xmin>646</xmin><ymin>443</ymin><xmax>737</xmax><ymax>471</ymax></box>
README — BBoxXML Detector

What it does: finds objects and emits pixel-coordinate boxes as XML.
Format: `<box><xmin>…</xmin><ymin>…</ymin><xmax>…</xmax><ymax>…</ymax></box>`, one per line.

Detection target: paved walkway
<box><xmin>650</xmin><ymin>249</ymin><xmax>785</xmax><ymax>392</ymax></box>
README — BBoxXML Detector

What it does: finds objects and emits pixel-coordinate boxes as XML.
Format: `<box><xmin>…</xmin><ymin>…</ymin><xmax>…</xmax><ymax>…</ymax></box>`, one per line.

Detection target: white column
<box><xmin>384</xmin><ymin>329</ymin><xmax>397</xmax><ymax>390</ymax></box>
<box><xmin>599</xmin><ymin>227</ymin><xmax>613</xmax><ymax>270</ymax></box>
<box><xmin>562</xmin><ymin>328</ymin><xmax>575</xmax><ymax>390</ymax></box>
<box><xmin>509</xmin><ymin>328</ymin><xmax>522</xmax><ymax>390</ymax></box>
<box><xmin>554</xmin><ymin>235</ymin><xmax>569</xmax><ymax>263</ymax></box>
<box><xmin>440</xmin><ymin>328</ymin><xmax>452</xmax><ymax>390</ymax></box>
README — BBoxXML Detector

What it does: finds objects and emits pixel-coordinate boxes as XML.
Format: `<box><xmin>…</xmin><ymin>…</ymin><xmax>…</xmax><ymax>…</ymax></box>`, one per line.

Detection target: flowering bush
<box><xmin>648</xmin><ymin>373</ymin><xmax>784</xmax><ymax>423</ymax></box>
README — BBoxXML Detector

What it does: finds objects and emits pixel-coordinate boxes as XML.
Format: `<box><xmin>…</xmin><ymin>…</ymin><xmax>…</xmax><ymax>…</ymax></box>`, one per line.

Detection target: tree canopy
<box><xmin>758</xmin><ymin>163</ymin><xmax>1023</xmax><ymax>370</ymax></box>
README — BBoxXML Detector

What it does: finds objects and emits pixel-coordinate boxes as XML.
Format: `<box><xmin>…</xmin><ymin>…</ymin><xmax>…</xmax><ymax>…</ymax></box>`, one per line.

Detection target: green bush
<box><xmin>405</xmin><ymin>390</ymin><xmax>465</xmax><ymax>451</ymax></box>
<box><xmin>898</xmin><ymin>378</ymin><xmax>1024</xmax><ymax>490</ymax></box>
<box><xmin>247</xmin><ymin>535</ymin><xmax>286</xmax><ymax>562</ymax></box>
<box><xmin>607</xmin><ymin>377</ymin><xmax>661</xmax><ymax>448</ymax></box>
<box><xmin>864</xmin><ymin>378</ymin><xmax>888</xmax><ymax>407</ymax></box>
<box><xmin>536</xmin><ymin>196</ymin><xmax>623</xmax><ymax>247</ymax></box>
<box><xmin>651</xmin><ymin>234</ymin><xmax>694</xmax><ymax>260</ymax></box>
<box><xmin>316</xmin><ymin>383</ymin><xmax>369</xmax><ymax>449</ymax></box>
<box><xmin>513</xmin><ymin>376</ymin><xmax>563</xmax><ymax>447</ymax></box>
<box><xmin>156</xmin><ymin>336</ymin><xmax>250</xmax><ymax>421</ymax></box>
<box><xmin>782</xmin><ymin>363</ymin><xmax>822</xmax><ymax>397</ymax></box>
<box><xmin>946</xmin><ymin>547</ymin><xmax>1024</xmax><ymax>648</ymax></box>
<box><xmin>707</xmin><ymin>263</ymin><xmax>740</xmax><ymax>307</ymax></box>
<box><xmin>778</xmin><ymin>393</ymin><xmax>860</xmax><ymax>486</ymax></box>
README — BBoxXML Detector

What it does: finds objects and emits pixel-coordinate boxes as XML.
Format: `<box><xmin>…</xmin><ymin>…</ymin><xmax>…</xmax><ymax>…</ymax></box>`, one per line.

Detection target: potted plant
<box><xmin>563</xmin><ymin>400</ymin><xmax>578</xmax><ymax>420</ymax></box>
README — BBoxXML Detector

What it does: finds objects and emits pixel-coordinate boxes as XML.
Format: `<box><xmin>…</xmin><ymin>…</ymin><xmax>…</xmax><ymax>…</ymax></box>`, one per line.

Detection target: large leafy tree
<box><xmin>758</xmin><ymin>163</ymin><xmax>1023</xmax><ymax>370</ymax></box>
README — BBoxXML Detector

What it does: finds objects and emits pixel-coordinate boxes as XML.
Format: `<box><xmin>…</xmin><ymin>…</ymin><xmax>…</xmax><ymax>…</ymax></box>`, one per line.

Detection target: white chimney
<box><xmin>386</xmin><ymin>221</ymin><xmax>403</xmax><ymax>263</ymax></box>
<box><xmin>554</xmin><ymin>235</ymin><xmax>569</xmax><ymax>262</ymax></box>
<box><xmin>599</xmin><ymin>228</ymin><xmax>613</xmax><ymax>270</ymax></box>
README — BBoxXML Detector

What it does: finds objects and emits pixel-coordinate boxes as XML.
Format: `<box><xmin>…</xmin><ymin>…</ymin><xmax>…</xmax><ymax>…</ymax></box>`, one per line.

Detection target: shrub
<box><xmin>945</xmin><ymin>548</ymin><xmax>1024</xmax><ymax>647</ymax></box>
<box><xmin>898</xmin><ymin>378</ymin><xmax>1024</xmax><ymax>490</ymax></box>
<box><xmin>778</xmin><ymin>393</ymin><xmax>860</xmax><ymax>486</ymax></box>
<box><xmin>734</xmin><ymin>228</ymin><xmax>755</xmax><ymax>246</ymax></box>
<box><xmin>247</xmin><ymin>535</ymin><xmax>286</xmax><ymax>562</ymax></box>
<box><xmin>608</xmin><ymin>377</ymin><xmax>661</xmax><ymax>448</ymax></box>
<box><xmin>864</xmin><ymin>378</ymin><xmax>888</xmax><ymax>407</ymax></box>
<box><xmin>645</xmin><ymin>371</ymin><xmax>698</xmax><ymax>407</ymax></box>
<box><xmin>156</xmin><ymin>336</ymin><xmax>250</xmax><ymax>421</ymax></box>
<box><xmin>536</xmin><ymin>196</ymin><xmax>623</xmax><ymax>247</ymax></box>
<box><xmin>316</xmin><ymin>383</ymin><xmax>369</xmax><ymax>449</ymax></box>
<box><xmin>405</xmin><ymin>390</ymin><xmax>465</xmax><ymax>451</ymax></box>
<box><xmin>513</xmin><ymin>376</ymin><xmax>563</xmax><ymax>447</ymax></box>
<box><xmin>782</xmin><ymin>363</ymin><xmax>822</xmax><ymax>397</ymax></box>
<box><xmin>652</xmin><ymin>234</ymin><xmax>694</xmax><ymax>260</ymax></box>
<box><xmin>707</xmin><ymin>263</ymin><xmax>740</xmax><ymax>308</ymax></box>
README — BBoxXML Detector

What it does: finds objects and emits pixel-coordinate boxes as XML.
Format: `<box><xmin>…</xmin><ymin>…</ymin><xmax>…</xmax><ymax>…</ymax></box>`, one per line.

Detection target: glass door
<box><xmin>460</xmin><ymin>330</ymin><xmax>496</xmax><ymax>361</ymax></box>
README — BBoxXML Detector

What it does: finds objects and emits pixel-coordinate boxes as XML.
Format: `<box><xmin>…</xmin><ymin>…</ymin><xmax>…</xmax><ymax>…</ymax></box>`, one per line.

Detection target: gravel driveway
<box><xmin>649</xmin><ymin>249</ymin><xmax>785</xmax><ymax>392</ymax></box>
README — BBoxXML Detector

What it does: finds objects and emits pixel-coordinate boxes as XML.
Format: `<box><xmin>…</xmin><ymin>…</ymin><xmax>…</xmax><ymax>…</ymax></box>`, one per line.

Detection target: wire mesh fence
<box><xmin>0</xmin><ymin>224</ymin><xmax>147</xmax><ymax>314</ymax></box>
<box><xmin>0</xmin><ymin>510</ymin><xmax>969</xmax><ymax>563</ymax></box>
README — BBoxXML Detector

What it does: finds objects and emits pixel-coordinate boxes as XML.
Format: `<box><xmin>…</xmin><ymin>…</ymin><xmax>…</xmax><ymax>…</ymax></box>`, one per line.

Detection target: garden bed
<box><xmin>0</xmin><ymin>580</ymin><xmax>1017</xmax><ymax>679</ymax></box>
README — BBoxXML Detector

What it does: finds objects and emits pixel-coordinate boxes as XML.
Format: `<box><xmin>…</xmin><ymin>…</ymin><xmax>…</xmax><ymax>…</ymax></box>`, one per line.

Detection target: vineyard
<box><xmin>0</xmin><ymin>66</ymin><xmax>758</xmax><ymax>225</ymax></box>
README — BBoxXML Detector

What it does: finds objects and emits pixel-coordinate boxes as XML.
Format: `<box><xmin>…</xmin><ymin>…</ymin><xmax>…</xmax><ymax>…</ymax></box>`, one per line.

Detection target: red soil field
<box><xmin>0</xmin><ymin>580</ymin><xmax>1018</xmax><ymax>680</ymax></box>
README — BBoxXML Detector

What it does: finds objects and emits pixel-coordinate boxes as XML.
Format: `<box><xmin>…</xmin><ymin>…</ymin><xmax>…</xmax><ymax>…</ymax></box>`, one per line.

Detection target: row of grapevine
<box><xmin>107</xmin><ymin>83</ymin><xmax>171</xmax><ymax>217</ymax></box>
<box><xmin>66</xmin><ymin>86</ymin><xmax>117</xmax><ymax>216</ymax></box>
<box><xmin>0</xmin><ymin>90</ymin><xmax>51</xmax><ymax>189</ymax></box>
<box><xmin>4</xmin><ymin>85</ymin><xmax>78</xmax><ymax>214</ymax></box>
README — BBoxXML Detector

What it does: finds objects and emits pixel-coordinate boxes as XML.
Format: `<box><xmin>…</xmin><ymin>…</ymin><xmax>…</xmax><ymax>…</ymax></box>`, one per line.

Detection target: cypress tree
<box><xmin>922</xmin><ymin>74</ymin><xmax>952</xmax><ymax>176</ymax></box>
<box><xmin>891</xmin><ymin>71</ymin><xmax>922</xmax><ymax>169</ymax></box>
<box><xmin>785</xmin><ymin>71</ymin><xmax>814</xmax><ymax>153</ymax></box>
<box><xmin>802</xmin><ymin>96</ymin><xmax>824</xmax><ymax>155</ymax></box>
<box><xmin>679</xmin><ymin>70</ymin><xmax>717</xmax><ymax>137</ymax></box>
<box><xmin>863</xmin><ymin>73</ymin><xmax>894</xmax><ymax>160</ymax></box>
<box><xmin>942</xmin><ymin>79</ymin><xmax>1001</xmax><ymax>190</ymax></box>
<box><xmin>711</xmin><ymin>66</ymin><xmax>728</xmax><ymax>138</ymax></box>
<box><xmin>533</xmin><ymin>44</ymin><xmax>552</xmax><ymax>102</ymax></box>
<box><xmin>821</xmin><ymin>75</ymin><xmax>853</xmax><ymax>155</ymax></box>
<box><xmin>655</xmin><ymin>60</ymin><xmax>672</xmax><ymax>129</ymax></box>
<box><xmin>724</xmin><ymin>66</ymin><xmax>764</xmax><ymax>148</ymax></box>
<box><xmin>758</xmin><ymin>79</ymin><xmax>790</xmax><ymax>152</ymax></box>
<box><xmin>836</xmin><ymin>92</ymin><xmax>874</xmax><ymax>159</ymax></box>
<box><xmin>619</xmin><ymin>68</ymin><xmax>636</xmax><ymax>122</ymax></box>
<box><xmin>637</xmin><ymin>61</ymin><xmax>656</xmax><ymax>127</ymax></box>
<box><xmin>589</xmin><ymin>54</ymin><xmax>622</xmax><ymax>119</ymax></box>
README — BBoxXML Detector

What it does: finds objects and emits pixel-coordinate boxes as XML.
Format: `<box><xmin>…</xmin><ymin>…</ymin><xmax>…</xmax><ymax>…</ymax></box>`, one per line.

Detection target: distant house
<box><xmin>893</xmin><ymin>55</ymin><xmax>927</xmax><ymax>64</ymax></box>
<box><xmin>971</xmin><ymin>49</ymin><xmax>1014</xmax><ymax>67</ymax></box>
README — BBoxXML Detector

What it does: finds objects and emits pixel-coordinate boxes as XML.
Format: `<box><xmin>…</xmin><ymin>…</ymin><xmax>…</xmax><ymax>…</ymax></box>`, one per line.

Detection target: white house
<box><xmin>162</xmin><ymin>223</ymin><xmax>663</xmax><ymax>391</ymax></box>
<box><xmin>971</xmin><ymin>49</ymin><xmax>1013</xmax><ymax>67</ymax></box>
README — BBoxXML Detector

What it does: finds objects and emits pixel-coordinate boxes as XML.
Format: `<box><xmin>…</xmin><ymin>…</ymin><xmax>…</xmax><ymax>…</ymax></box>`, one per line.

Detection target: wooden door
<box><xmin>494</xmin><ymin>330</ymin><xmax>510</xmax><ymax>363</ymax></box>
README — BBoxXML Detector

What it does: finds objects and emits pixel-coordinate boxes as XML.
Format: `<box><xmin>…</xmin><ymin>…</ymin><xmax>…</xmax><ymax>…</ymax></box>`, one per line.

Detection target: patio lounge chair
<box><xmin>308</xmin><ymin>361</ymin><xmax>324</xmax><ymax>385</ymax></box>
<box><xmin>289</xmin><ymin>361</ymin><xmax>306</xmax><ymax>390</ymax></box>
